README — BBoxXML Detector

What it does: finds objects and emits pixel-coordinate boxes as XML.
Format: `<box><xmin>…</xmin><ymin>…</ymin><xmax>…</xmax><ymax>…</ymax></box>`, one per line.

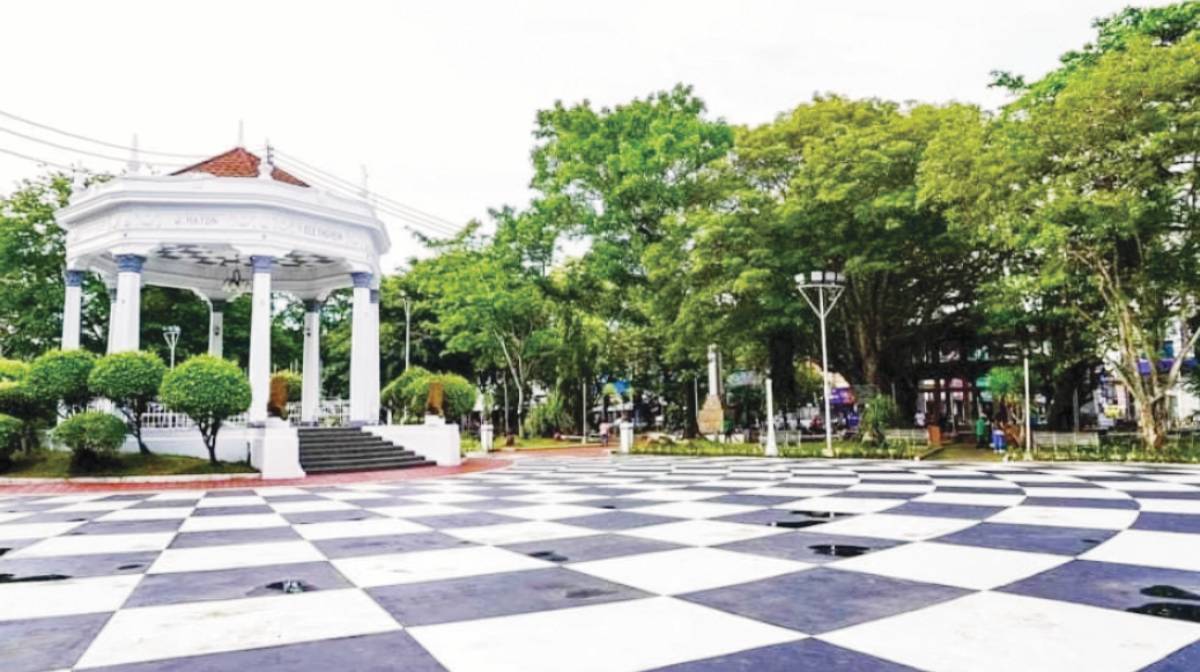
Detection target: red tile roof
<box><xmin>171</xmin><ymin>147</ymin><xmax>308</xmax><ymax>187</ymax></box>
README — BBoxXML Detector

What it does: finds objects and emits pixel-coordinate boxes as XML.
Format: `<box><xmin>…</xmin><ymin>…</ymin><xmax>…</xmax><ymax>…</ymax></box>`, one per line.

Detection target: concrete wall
<box><xmin>366</xmin><ymin>424</ymin><xmax>461</xmax><ymax>466</ymax></box>
<box><xmin>117</xmin><ymin>428</ymin><xmax>256</xmax><ymax>463</ymax></box>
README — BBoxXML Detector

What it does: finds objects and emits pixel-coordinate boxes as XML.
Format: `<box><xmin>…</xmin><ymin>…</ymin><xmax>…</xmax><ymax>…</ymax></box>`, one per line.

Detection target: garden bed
<box><xmin>630</xmin><ymin>438</ymin><xmax>921</xmax><ymax>460</ymax></box>
<box><xmin>0</xmin><ymin>450</ymin><xmax>257</xmax><ymax>479</ymax></box>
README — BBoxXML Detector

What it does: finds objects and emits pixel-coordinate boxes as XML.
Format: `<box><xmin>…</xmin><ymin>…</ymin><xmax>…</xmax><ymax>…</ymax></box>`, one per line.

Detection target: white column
<box><xmin>349</xmin><ymin>272</ymin><xmax>372</xmax><ymax>425</ymax></box>
<box><xmin>368</xmin><ymin>288</ymin><xmax>381</xmax><ymax>423</ymax></box>
<box><xmin>208</xmin><ymin>299</ymin><xmax>225</xmax><ymax>358</ymax></box>
<box><xmin>61</xmin><ymin>270</ymin><xmax>84</xmax><ymax>350</ymax></box>
<box><xmin>105</xmin><ymin>287</ymin><xmax>117</xmax><ymax>354</ymax></box>
<box><xmin>247</xmin><ymin>256</ymin><xmax>273</xmax><ymax>426</ymax></box>
<box><xmin>706</xmin><ymin>344</ymin><xmax>720</xmax><ymax>396</ymax></box>
<box><xmin>111</xmin><ymin>255</ymin><xmax>144</xmax><ymax>352</ymax></box>
<box><xmin>764</xmin><ymin>374</ymin><xmax>778</xmax><ymax>456</ymax></box>
<box><xmin>301</xmin><ymin>299</ymin><xmax>322</xmax><ymax>424</ymax></box>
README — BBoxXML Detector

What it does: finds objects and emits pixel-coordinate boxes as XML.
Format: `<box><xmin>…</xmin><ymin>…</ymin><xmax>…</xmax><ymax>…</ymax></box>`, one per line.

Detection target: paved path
<box><xmin>3</xmin><ymin>456</ymin><xmax>1200</xmax><ymax>671</ymax></box>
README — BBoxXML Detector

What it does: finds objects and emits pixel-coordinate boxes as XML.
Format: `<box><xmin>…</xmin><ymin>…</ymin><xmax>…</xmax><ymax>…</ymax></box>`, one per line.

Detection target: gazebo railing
<box><xmin>102</xmin><ymin>399</ymin><xmax>352</xmax><ymax>429</ymax></box>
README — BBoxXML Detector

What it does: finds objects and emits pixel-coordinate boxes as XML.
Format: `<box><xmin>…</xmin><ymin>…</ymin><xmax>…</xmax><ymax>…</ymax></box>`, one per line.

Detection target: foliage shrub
<box><xmin>28</xmin><ymin>349</ymin><xmax>97</xmax><ymax>413</ymax></box>
<box><xmin>273</xmin><ymin>370</ymin><xmax>302</xmax><ymax>402</ymax></box>
<box><xmin>268</xmin><ymin>374</ymin><xmax>291</xmax><ymax>419</ymax></box>
<box><xmin>0</xmin><ymin>380</ymin><xmax>52</xmax><ymax>449</ymax></box>
<box><xmin>53</xmin><ymin>410</ymin><xmax>128</xmax><ymax>471</ymax></box>
<box><xmin>860</xmin><ymin>394</ymin><xmax>899</xmax><ymax>446</ymax></box>
<box><xmin>524</xmin><ymin>391</ymin><xmax>571</xmax><ymax>437</ymax></box>
<box><xmin>381</xmin><ymin>367</ymin><xmax>476</xmax><ymax>422</ymax></box>
<box><xmin>0</xmin><ymin>413</ymin><xmax>21</xmax><ymax>469</ymax></box>
<box><xmin>88</xmin><ymin>351</ymin><xmax>166</xmax><ymax>455</ymax></box>
<box><xmin>159</xmin><ymin>355</ymin><xmax>251</xmax><ymax>464</ymax></box>
<box><xmin>0</xmin><ymin>358</ymin><xmax>30</xmax><ymax>382</ymax></box>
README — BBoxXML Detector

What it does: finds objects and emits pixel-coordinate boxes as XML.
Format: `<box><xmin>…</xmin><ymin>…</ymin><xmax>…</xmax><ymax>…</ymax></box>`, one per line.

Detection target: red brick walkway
<box><xmin>0</xmin><ymin>457</ymin><xmax>513</xmax><ymax>495</ymax></box>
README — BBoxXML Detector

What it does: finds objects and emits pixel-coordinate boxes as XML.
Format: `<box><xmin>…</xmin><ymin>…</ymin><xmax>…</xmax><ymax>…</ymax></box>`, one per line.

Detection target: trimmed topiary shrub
<box><xmin>272</xmin><ymin>370</ymin><xmax>302</xmax><ymax>402</ymax></box>
<box><xmin>0</xmin><ymin>413</ymin><xmax>21</xmax><ymax>469</ymax></box>
<box><xmin>268</xmin><ymin>373</ymin><xmax>290</xmax><ymax>419</ymax></box>
<box><xmin>0</xmin><ymin>381</ymin><xmax>52</xmax><ymax>450</ymax></box>
<box><xmin>88</xmin><ymin>351</ymin><xmax>167</xmax><ymax>455</ymax></box>
<box><xmin>0</xmin><ymin>358</ymin><xmax>30</xmax><ymax>382</ymax></box>
<box><xmin>28</xmin><ymin>349</ymin><xmax>97</xmax><ymax>415</ymax></box>
<box><xmin>382</xmin><ymin>367</ymin><xmax>476</xmax><ymax>422</ymax></box>
<box><xmin>159</xmin><ymin>355</ymin><xmax>251</xmax><ymax>465</ymax></box>
<box><xmin>53</xmin><ymin>410</ymin><xmax>128</xmax><ymax>472</ymax></box>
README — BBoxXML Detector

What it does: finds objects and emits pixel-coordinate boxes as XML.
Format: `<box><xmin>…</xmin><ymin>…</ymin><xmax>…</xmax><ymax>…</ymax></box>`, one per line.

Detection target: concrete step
<box><xmin>300</xmin><ymin>456</ymin><xmax>434</xmax><ymax>473</ymax></box>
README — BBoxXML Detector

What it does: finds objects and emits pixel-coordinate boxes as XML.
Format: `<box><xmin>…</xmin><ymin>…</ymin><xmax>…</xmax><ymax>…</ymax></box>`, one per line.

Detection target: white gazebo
<box><xmin>49</xmin><ymin>147</ymin><xmax>449</xmax><ymax>476</ymax></box>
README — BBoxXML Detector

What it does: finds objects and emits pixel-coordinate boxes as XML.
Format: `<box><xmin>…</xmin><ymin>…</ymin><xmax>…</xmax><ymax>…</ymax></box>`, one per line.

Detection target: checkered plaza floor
<box><xmin>5</xmin><ymin>456</ymin><xmax>1200</xmax><ymax>671</ymax></box>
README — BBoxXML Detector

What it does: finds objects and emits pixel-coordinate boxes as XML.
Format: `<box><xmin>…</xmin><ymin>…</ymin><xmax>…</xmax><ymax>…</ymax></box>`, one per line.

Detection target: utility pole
<box><xmin>796</xmin><ymin>272</ymin><xmax>846</xmax><ymax>457</ymax></box>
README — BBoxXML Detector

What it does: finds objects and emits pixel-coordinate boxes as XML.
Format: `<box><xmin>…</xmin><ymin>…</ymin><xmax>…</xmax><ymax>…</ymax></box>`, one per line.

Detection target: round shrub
<box><xmin>381</xmin><ymin>366</ymin><xmax>431</xmax><ymax>417</ymax></box>
<box><xmin>0</xmin><ymin>381</ymin><xmax>52</xmax><ymax>450</ymax></box>
<box><xmin>53</xmin><ymin>410</ymin><xmax>127</xmax><ymax>471</ymax></box>
<box><xmin>382</xmin><ymin>367</ymin><xmax>476</xmax><ymax>422</ymax></box>
<box><xmin>160</xmin><ymin>355</ymin><xmax>251</xmax><ymax>464</ymax></box>
<box><xmin>0</xmin><ymin>358</ymin><xmax>30</xmax><ymax>382</ymax></box>
<box><xmin>28</xmin><ymin>349</ymin><xmax>97</xmax><ymax>412</ymax></box>
<box><xmin>0</xmin><ymin>413</ymin><xmax>21</xmax><ymax>469</ymax></box>
<box><xmin>88</xmin><ymin>351</ymin><xmax>167</xmax><ymax>455</ymax></box>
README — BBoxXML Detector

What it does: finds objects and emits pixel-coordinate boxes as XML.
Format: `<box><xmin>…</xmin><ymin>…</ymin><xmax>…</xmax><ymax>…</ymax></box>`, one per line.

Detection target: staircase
<box><xmin>297</xmin><ymin>427</ymin><xmax>435</xmax><ymax>474</ymax></box>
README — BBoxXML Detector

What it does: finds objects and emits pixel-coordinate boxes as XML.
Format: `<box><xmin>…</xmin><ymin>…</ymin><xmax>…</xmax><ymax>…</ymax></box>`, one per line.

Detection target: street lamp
<box><xmin>795</xmin><ymin>271</ymin><xmax>846</xmax><ymax>457</ymax></box>
<box><xmin>399</xmin><ymin>291</ymin><xmax>412</xmax><ymax>371</ymax></box>
<box><xmin>162</xmin><ymin>325</ymin><xmax>181</xmax><ymax>369</ymax></box>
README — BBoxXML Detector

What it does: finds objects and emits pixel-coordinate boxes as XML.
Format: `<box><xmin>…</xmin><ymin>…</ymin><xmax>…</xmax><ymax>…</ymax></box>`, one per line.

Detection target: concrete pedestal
<box><xmin>250</xmin><ymin>418</ymin><xmax>305</xmax><ymax>479</ymax></box>
<box><xmin>619</xmin><ymin>420</ymin><xmax>634</xmax><ymax>454</ymax></box>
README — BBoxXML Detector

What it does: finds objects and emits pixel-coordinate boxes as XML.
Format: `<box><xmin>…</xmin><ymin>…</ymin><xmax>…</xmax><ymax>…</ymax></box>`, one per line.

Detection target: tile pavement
<box><xmin>4</xmin><ymin>456</ymin><xmax>1200</xmax><ymax>670</ymax></box>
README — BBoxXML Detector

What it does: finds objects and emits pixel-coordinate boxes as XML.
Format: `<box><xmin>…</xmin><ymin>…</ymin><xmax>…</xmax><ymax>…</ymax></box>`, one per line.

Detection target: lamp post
<box><xmin>795</xmin><ymin>271</ymin><xmax>846</xmax><ymax>457</ymax></box>
<box><xmin>400</xmin><ymin>291</ymin><xmax>412</xmax><ymax>371</ymax></box>
<box><xmin>162</xmin><ymin>325</ymin><xmax>181</xmax><ymax>369</ymax></box>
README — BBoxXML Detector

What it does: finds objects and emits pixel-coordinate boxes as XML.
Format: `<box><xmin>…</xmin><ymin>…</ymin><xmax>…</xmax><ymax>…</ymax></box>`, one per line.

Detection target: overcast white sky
<box><xmin>0</xmin><ymin>0</ymin><xmax>1164</xmax><ymax>269</ymax></box>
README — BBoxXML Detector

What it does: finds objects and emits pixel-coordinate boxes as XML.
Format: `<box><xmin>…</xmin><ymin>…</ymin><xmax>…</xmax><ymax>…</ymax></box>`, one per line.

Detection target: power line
<box><xmin>0</xmin><ymin>108</ymin><xmax>206</xmax><ymax>159</ymax></box>
<box><xmin>272</xmin><ymin>149</ymin><xmax>462</xmax><ymax>232</ymax></box>
<box><xmin>0</xmin><ymin>125</ymin><xmax>184</xmax><ymax>169</ymax></box>
<box><xmin>291</xmin><ymin>169</ymin><xmax>461</xmax><ymax>238</ymax></box>
<box><xmin>0</xmin><ymin>145</ymin><xmax>86</xmax><ymax>172</ymax></box>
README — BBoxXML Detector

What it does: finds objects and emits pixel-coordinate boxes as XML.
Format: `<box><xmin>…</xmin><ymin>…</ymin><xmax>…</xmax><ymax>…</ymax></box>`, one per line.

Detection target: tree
<box><xmin>88</xmin><ymin>351</ymin><xmax>166</xmax><ymax>455</ymax></box>
<box><xmin>159</xmin><ymin>355</ymin><xmax>251</xmax><ymax>464</ymax></box>
<box><xmin>923</xmin><ymin>20</ymin><xmax>1200</xmax><ymax>450</ymax></box>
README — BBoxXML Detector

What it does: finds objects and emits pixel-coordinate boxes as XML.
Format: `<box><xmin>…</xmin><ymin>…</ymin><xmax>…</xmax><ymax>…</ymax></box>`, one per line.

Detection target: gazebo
<box><xmin>56</xmin><ymin>147</ymin><xmax>385</xmax><ymax>428</ymax></box>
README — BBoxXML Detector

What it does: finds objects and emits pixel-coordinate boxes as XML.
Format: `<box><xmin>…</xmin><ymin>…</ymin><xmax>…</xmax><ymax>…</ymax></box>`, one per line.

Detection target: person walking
<box><xmin>975</xmin><ymin>415</ymin><xmax>989</xmax><ymax>450</ymax></box>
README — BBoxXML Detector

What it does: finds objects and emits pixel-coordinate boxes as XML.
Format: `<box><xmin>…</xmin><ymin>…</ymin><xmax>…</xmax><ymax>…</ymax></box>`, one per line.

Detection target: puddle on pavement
<box><xmin>1081</xmin><ymin>538</ymin><xmax>1102</xmax><ymax>545</ymax></box>
<box><xmin>809</xmin><ymin>544</ymin><xmax>872</xmax><ymax>558</ymax></box>
<box><xmin>788</xmin><ymin>510</ymin><xmax>845</xmax><ymax>520</ymax></box>
<box><xmin>1128</xmin><ymin>602</ymin><xmax>1200</xmax><ymax>623</ymax></box>
<box><xmin>566</xmin><ymin>588</ymin><xmax>616</xmax><ymax>599</ymax></box>
<box><xmin>117</xmin><ymin>564</ymin><xmax>143</xmax><ymax>571</ymax></box>
<box><xmin>0</xmin><ymin>573</ymin><xmax>70</xmax><ymax>584</ymax></box>
<box><xmin>599</xmin><ymin>505</ymin><xmax>617</xmax><ymax>510</ymax></box>
<box><xmin>0</xmin><ymin>548</ymin><xmax>9</xmax><ymax>557</ymax></box>
<box><xmin>771</xmin><ymin>520</ymin><xmax>823</xmax><ymax>529</ymax></box>
<box><xmin>264</xmin><ymin>579</ymin><xmax>315</xmax><ymax>594</ymax></box>
<box><xmin>528</xmin><ymin>550</ymin><xmax>570</xmax><ymax>562</ymax></box>
<box><xmin>771</xmin><ymin>510</ymin><xmax>849</xmax><ymax>529</ymax></box>
<box><xmin>1141</xmin><ymin>585</ymin><xmax>1200</xmax><ymax>601</ymax></box>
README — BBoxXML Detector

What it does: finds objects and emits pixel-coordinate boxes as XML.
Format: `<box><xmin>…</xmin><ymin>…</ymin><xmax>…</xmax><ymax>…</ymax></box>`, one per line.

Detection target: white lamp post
<box><xmin>795</xmin><ymin>271</ymin><xmax>846</xmax><ymax>457</ymax></box>
<box><xmin>400</xmin><ymin>291</ymin><xmax>412</xmax><ymax>371</ymax></box>
<box><xmin>162</xmin><ymin>325</ymin><xmax>181</xmax><ymax>369</ymax></box>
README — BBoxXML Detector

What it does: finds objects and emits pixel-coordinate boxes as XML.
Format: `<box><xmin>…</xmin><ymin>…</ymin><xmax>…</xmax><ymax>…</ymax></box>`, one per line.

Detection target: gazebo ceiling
<box><xmin>57</xmin><ymin>146</ymin><xmax>392</xmax><ymax>299</ymax></box>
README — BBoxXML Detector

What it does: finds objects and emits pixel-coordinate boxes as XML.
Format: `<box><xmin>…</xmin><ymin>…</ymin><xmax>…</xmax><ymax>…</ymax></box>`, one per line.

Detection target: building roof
<box><xmin>170</xmin><ymin>147</ymin><xmax>308</xmax><ymax>187</ymax></box>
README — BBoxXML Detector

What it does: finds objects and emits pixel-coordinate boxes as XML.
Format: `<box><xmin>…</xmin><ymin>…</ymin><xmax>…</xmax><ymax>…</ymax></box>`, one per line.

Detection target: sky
<box><xmin>0</xmin><ymin>0</ymin><xmax>1167</xmax><ymax>270</ymax></box>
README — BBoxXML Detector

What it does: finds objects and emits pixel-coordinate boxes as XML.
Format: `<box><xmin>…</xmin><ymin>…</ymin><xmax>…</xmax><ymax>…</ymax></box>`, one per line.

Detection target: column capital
<box><xmin>64</xmin><ymin>270</ymin><xmax>85</xmax><ymax>287</ymax></box>
<box><xmin>303</xmin><ymin>299</ymin><xmax>323</xmax><ymax>313</ymax></box>
<box><xmin>350</xmin><ymin>271</ymin><xmax>373</xmax><ymax>288</ymax></box>
<box><xmin>210</xmin><ymin>299</ymin><xmax>227</xmax><ymax>312</ymax></box>
<box><xmin>250</xmin><ymin>255</ymin><xmax>275</xmax><ymax>273</ymax></box>
<box><xmin>369</xmin><ymin>289</ymin><xmax>380</xmax><ymax>304</ymax></box>
<box><xmin>115</xmin><ymin>254</ymin><xmax>145</xmax><ymax>273</ymax></box>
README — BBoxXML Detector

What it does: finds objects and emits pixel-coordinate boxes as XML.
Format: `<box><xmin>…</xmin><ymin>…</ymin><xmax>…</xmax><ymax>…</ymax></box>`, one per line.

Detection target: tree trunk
<box><xmin>682</xmin><ymin>376</ymin><xmax>698</xmax><ymax>438</ymax></box>
<box><xmin>1137</xmin><ymin>396</ymin><xmax>1168</xmax><ymax>452</ymax></box>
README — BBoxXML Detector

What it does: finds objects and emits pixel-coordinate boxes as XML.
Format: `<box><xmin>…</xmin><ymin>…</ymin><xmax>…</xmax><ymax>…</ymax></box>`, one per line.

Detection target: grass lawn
<box><xmin>463</xmin><ymin>436</ymin><xmax>595</xmax><ymax>452</ymax></box>
<box><xmin>1</xmin><ymin>450</ymin><xmax>257</xmax><ymax>478</ymax></box>
<box><xmin>927</xmin><ymin>444</ymin><xmax>1004</xmax><ymax>462</ymax></box>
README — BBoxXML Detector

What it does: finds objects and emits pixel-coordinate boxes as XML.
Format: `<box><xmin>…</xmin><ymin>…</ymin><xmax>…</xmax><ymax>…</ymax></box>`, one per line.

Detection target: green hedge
<box><xmin>0</xmin><ymin>413</ymin><xmax>21</xmax><ymax>468</ymax></box>
<box><xmin>382</xmin><ymin>367</ymin><xmax>476</xmax><ymax>421</ymax></box>
<box><xmin>53</xmin><ymin>411</ymin><xmax>128</xmax><ymax>471</ymax></box>
<box><xmin>0</xmin><ymin>358</ymin><xmax>30</xmax><ymax>382</ymax></box>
